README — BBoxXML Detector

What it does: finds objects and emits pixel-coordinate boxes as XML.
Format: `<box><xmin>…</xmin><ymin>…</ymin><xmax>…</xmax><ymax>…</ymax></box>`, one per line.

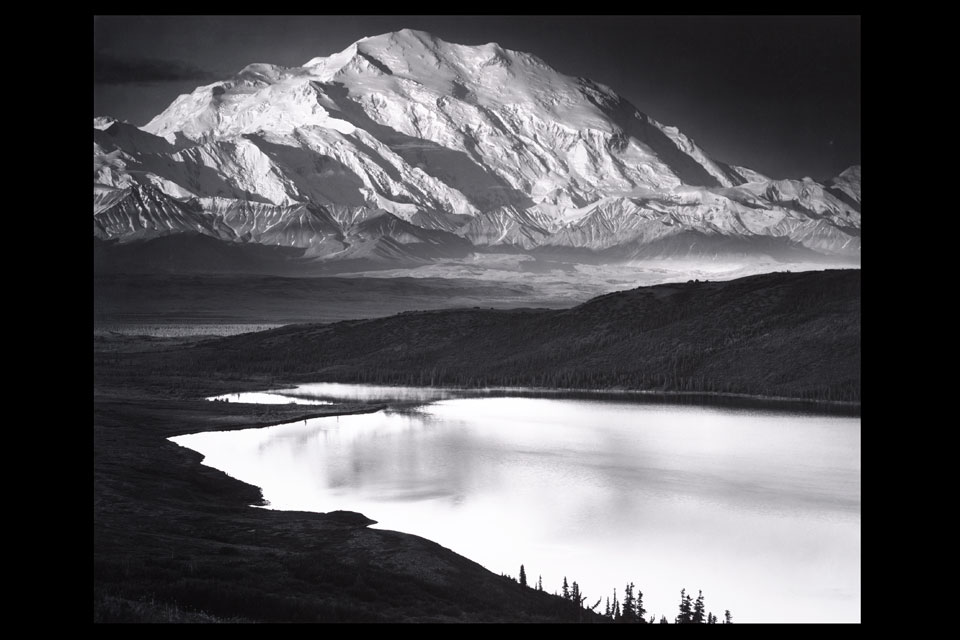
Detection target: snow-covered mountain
<box><xmin>93</xmin><ymin>29</ymin><xmax>860</xmax><ymax>266</ymax></box>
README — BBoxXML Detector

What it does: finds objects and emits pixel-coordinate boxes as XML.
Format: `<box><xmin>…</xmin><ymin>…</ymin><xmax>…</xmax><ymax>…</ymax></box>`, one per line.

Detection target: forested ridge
<box><xmin>97</xmin><ymin>269</ymin><xmax>860</xmax><ymax>403</ymax></box>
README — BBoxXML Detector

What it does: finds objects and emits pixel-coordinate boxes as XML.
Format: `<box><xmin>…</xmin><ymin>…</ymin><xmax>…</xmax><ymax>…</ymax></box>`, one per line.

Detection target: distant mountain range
<box><xmin>94</xmin><ymin>29</ymin><xmax>860</xmax><ymax>269</ymax></box>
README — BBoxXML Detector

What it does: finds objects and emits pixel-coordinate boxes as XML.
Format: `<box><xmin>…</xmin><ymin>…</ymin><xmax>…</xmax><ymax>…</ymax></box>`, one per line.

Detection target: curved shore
<box><xmin>94</xmin><ymin>384</ymin><xmax>608</xmax><ymax>622</ymax></box>
<box><xmin>97</xmin><ymin>379</ymin><xmax>858</xmax><ymax>622</ymax></box>
<box><xmin>195</xmin><ymin>381</ymin><xmax>861</xmax><ymax>417</ymax></box>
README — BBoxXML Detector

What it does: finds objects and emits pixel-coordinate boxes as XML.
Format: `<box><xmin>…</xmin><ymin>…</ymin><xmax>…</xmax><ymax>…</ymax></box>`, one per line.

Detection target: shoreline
<box><xmin>165</xmin><ymin>384</ymin><xmax>860</xmax><ymax>623</ymax></box>
<box><xmin>202</xmin><ymin>380</ymin><xmax>861</xmax><ymax>418</ymax></box>
<box><xmin>94</xmin><ymin>327</ymin><xmax>858</xmax><ymax>622</ymax></box>
<box><xmin>94</xmin><ymin>389</ymin><xmax>600</xmax><ymax>622</ymax></box>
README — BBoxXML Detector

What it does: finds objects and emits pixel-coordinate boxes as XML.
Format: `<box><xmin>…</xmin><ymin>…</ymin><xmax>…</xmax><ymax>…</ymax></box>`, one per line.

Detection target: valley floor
<box><xmin>94</xmin><ymin>258</ymin><xmax>856</xmax><ymax>330</ymax></box>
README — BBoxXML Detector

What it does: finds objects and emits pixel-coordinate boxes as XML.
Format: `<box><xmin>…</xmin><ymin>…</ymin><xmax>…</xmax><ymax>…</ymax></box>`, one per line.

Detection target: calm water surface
<box><xmin>208</xmin><ymin>391</ymin><xmax>332</xmax><ymax>405</ymax></box>
<box><xmin>174</xmin><ymin>384</ymin><xmax>860</xmax><ymax>623</ymax></box>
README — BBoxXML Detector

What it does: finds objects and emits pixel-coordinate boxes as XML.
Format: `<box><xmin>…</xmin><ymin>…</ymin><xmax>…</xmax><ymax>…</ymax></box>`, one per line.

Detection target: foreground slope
<box><xmin>94</xmin><ymin>392</ymin><xmax>607</xmax><ymax>622</ymax></box>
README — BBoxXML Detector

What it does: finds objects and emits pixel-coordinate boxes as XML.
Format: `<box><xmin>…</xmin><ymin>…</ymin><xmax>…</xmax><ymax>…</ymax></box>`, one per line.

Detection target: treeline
<box><xmin>513</xmin><ymin>564</ymin><xmax>733</xmax><ymax>624</ymax></box>
<box><xmin>102</xmin><ymin>270</ymin><xmax>860</xmax><ymax>404</ymax></box>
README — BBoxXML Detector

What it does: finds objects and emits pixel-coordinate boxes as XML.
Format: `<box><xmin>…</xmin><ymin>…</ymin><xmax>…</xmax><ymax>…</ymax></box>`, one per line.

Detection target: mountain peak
<box><xmin>302</xmin><ymin>30</ymin><xmax>440</xmax><ymax>68</ymax></box>
<box><xmin>360</xmin><ymin>28</ymin><xmax>439</xmax><ymax>47</ymax></box>
<box><xmin>838</xmin><ymin>165</ymin><xmax>861</xmax><ymax>180</ymax></box>
<box><xmin>93</xmin><ymin>116</ymin><xmax>121</xmax><ymax>130</ymax></box>
<box><xmin>827</xmin><ymin>165</ymin><xmax>861</xmax><ymax>207</ymax></box>
<box><xmin>301</xmin><ymin>30</ymin><xmax>531</xmax><ymax>82</ymax></box>
<box><xmin>236</xmin><ymin>63</ymin><xmax>287</xmax><ymax>83</ymax></box>
<box><xmin>303</xmin><ymin>42</ymin><xmax>358</xmax><ymax>70</ymax></box>
<box><xmin>99</xmin><ymin>31</ymin><xmax>860</xmax><ymax>266</ymax></box>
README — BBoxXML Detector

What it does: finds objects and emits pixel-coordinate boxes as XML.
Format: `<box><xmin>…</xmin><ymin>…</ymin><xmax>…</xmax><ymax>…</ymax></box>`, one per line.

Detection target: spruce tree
<box><xmin>538</xmin><ymin>575</ymin><xmax>543</xmax><ymax>592</ymax></box>
<box><xmin>519</xmin><ymin>564</ymin><xmax>527</xmax><ymax>587</ymax></box>
<box><xmin>636</xmin><ymin>588</ymin><xmax>646</xmax><ymax>621</ymax></box>
<box><xmin>677</xmin><ymin>588</ymin><xmax>692</xmax><ymax>623</ymax></box>
<box><xmin>621</xmin><ymin>583</ymin><xmax>636</xmax><ymax>622</ymax></box>
<box><xmin>693</xmin><ymin>590</ymin><xmax>705</xmax><ymax>623</ymax></box>
<box><xmin>562</xmin><ymin>577</ymin><xmax>570</xmax><ymax>600</ymax></box>
<box><xmin>604</xmin><ymin>597</ymin><xmax>611</xmax><ymax>617</ymax></box>
<box><xmin>659</xmin><ymin>615</ymin><xmax>669</xmax><ymax>624</ymax></box>
<box><xmin>724</xmin><ymin>610</ymin><xmax>732</xmax><ymax>624</ymax></box>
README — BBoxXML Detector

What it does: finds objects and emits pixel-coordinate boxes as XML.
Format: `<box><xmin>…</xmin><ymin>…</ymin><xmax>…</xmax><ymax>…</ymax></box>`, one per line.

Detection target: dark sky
<box><xmin>93</xmin><ymin>15</ymin><xmax>860</xmax><ymax>182</ymax></box>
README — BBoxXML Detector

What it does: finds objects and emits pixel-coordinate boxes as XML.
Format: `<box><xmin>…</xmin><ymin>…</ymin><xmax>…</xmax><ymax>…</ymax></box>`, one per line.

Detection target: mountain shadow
<box><xmin>578</xmin><ymin>81</ymin><xmax>738</xmax><ymax>189</ymax></box>
<box><xmin>319</xmin><ymin>82</ymin><xmax>535</xmax><ymax>211</ymax></box>
<box><xmin>245</xmin><ymin>134</ymin><xmax>368</xmax><ymax>207</ymax></box>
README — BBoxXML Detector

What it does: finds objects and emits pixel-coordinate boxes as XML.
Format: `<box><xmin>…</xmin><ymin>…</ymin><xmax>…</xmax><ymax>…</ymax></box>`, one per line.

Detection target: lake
<box><xmin>170</xmin><ymin>384</ymin><xmax>860</xmax><ymax>623</ymax></box>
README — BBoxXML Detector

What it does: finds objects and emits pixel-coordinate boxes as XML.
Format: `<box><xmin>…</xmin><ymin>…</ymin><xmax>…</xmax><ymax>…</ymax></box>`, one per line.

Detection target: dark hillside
<box><xmin>100</xmin><ymin>269</ymin><xmax>859</xmax><ymax>403</ymax></box>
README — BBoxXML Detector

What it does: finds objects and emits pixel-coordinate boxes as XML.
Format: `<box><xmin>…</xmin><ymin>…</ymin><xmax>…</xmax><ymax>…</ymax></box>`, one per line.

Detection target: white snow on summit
<box><xmin>94</xmin><ymin>30</ymin><xmax>860</xmax><ymax>265</ymax></box>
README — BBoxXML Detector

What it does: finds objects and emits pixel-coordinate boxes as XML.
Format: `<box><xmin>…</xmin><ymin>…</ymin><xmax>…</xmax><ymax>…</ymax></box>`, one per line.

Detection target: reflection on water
<box><xmin>173</xmin><ymin>392</ymin><xmax>860</xmax><ymax>623</ymax></box>
<box><xmin>276</xmin><ymin>382</ymin><xmax>476</xmax><ymax>404</ymax></box>
<box><xmin>207</xmin><ymin>391</ymin><xmax>332</xmax><ymax>406</ymax></box>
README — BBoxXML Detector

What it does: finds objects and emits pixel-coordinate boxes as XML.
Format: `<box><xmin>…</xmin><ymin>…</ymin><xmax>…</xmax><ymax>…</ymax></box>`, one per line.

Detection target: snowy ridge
<box><xmin>94</xmin><ymin>29</ymin><xmax>860</xmax><ymax>264</ymax></box>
